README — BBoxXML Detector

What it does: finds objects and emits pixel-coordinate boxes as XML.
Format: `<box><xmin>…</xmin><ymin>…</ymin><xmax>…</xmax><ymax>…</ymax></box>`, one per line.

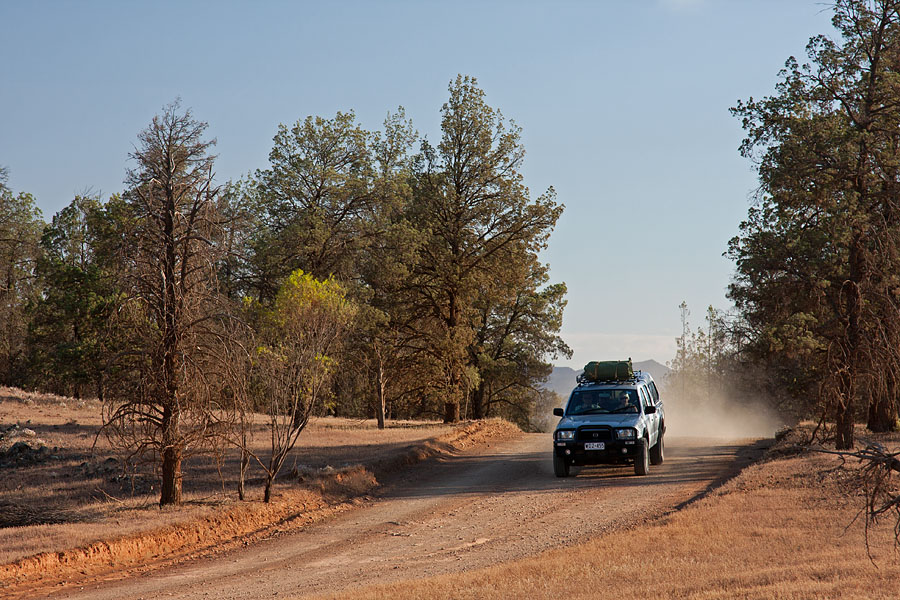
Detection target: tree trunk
<box><xmin>443</xmin><ymin>400</ymin><xmax>460</xmax><ymax>423</ymax></box>
<box><xmin>264</xmin><ymin>450</ymin><xmax>286</xmax><ymax>504</ymax></box>
<box><xmin>443</xmin><ymin>361</ymin><xmax>461</xmax><ymax>423</ymax></box>
<box><xmin>836</xmin><ymin>399</ymin><xmax>855</xmax><ymax>450</ymax></box>
<box><xmin>867</xmin><ymin>395</ymin><xmax>897</xmax><ymax>432</ymax></box>
<box><xmin>443</xmin><ymin>364</ymin><xmax>462</xmax><ymax>423</ymax></box>
<box><xmin>237</xmin><ymin>461</ymin><xmax>246</xmax><ymax>501</ymax></box>
<box><xmin>159</xmin><ymin>189</ymin><xmax>183</xmax><ymax>504</ymax></box>
<box><xmin>264</xmin><ymin>474</ymin><xmax>273</xmax><ymax>503</ymax></box>
<box><xmin>238</xmin><ymin>445</ymin><xmax>250</xmax><ymax>501</ymax></box>
<box><xmin>867</xmin><ymin>383</ymin><xmax>898</xmax><ymax>432</ymax></box>
<box><xmin>837</xmin><ymin>239</ymin><xmax>864</xmax><ymax>450</ymax></box>
<box><xmin>375</xmin><ymin>360</ymin><xmax>386</xmax><ymax>430</ymax></box>
<box><xmin>159</xmin><ymin>445</ymin><xmax>182</xmax><ymax>506</ymax></box>
<box><xmin>444</xmin><ymin>290</ymin><xmax>461</xmax><ymax>424</ymax></box>
<box><xmin>472</xmin><ymin>381</ymin><xmax>486</xmax><ymax>420</ymax></box>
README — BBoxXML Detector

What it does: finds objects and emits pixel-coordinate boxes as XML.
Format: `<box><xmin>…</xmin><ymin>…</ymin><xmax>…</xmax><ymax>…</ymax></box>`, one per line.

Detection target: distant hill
<box><xmin>633</xmin><ymin>359</ymin><xmax>671</xmax><ymax>383</ymax></box>
<box><xmin>545</xmin><ymin>366</ymin><xmax>579</xmax><ymax>398</ymax></box>
<box><xmin>544</xmin><ymin>360</ymin><xmax>671</xmax><ymax>399</ymax></box>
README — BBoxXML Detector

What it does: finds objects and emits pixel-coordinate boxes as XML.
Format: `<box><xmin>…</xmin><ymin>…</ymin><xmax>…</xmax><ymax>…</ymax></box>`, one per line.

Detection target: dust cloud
<box><xmin>535</xmin><ymin>372</ymin><xmax>785</xmax><ymax>439</ymax></box>
<box><xmin>660</xmin><ymin>385</ymin><xmax>784</xmax><ymax>439</ymax></box>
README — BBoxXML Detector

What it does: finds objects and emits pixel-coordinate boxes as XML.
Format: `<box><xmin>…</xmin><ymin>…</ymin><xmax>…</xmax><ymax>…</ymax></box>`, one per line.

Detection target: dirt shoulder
<box><xmin>45</xmin><ymin>434</ymin><xmax>762</xmax><ymax>600</ymax></box>
<box><xmin>0</xmin><ymin>391</ymin><xmax>520</xmax><ymax>598</ymax></box>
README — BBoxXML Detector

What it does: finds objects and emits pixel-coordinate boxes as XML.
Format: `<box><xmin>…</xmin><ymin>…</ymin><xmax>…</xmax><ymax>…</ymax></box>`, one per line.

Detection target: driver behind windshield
<box><xmin>568</xmin><ymin>389</ymin><xmax>638</xmax><ymax>414</ymax></box>
<box><xmin>613</xmin><ymin>390</ymin><xmax>638</xmax><ymax>411</ymax></box>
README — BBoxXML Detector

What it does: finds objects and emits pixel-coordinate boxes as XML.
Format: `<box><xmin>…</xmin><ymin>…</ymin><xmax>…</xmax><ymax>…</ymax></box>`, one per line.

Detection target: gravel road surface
<box><xmin>48</xmin><ymin>433</ymin><xmax>762</xmax><ymax>600</ymax></box>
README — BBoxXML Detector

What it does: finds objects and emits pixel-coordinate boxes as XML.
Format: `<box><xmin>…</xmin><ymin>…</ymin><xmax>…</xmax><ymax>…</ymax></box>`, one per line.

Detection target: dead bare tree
<box><xmin>102</xmin><ymin>100</ymin><xmax>227</xmax><ymax>506</ymax></box>
<box><xmin>213</xmin><ymin>317</ymin><xmax>256</xmax><ymax>501</ymax></box>
<box><xmin>813</xmin><ymin>439</ymin><xmax>900</xmax><ymax>551</ymax></box>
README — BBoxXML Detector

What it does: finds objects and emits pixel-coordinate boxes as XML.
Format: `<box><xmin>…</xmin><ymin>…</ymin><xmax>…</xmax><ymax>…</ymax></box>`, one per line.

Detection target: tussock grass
<box><xmin>312</xmin><ymin>431</ymin><xmax>900</xmax><ymax>600</ymax></box>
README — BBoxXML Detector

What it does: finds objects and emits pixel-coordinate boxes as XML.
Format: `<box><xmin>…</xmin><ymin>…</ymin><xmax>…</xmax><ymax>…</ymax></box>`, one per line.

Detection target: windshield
<box><xmin>566</xmin><ymin>388</ymin><xmax>639</xmax><ymax>415</ymax></box>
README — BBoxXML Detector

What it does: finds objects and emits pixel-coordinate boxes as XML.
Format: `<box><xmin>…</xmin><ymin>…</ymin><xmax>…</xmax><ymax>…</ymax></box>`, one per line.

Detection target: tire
<box><xmin>634</xmin><ymin>439</ymin><xmax>649</xmax><ymax>476</ymax></box>
<box><xmin>553</xmin><ymin>453</ymin><xmax>570</xmax><ymax>478</ymax></box>
<box><xmin>650</xmin><ymin>430</ymin><xmax>665</xmax><ymax>465</ymax></box>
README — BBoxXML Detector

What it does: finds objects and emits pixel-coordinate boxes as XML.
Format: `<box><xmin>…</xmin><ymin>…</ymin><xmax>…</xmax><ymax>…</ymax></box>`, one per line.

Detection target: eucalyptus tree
<box><xmin>250</xmin><ymin>270</ymin><xmax>356</xmax><ymax>502</ymax></box>
<box><xmin>216</xmin><ymin>178</ymin><xmax>260</xmax><ymax>300</ymax></box>
<box><xmin>352</xmin><ymin>109</ymin><xmax>423</xmax><ymax>427</ymax></box>
<box><xmin>241</xmin><ymin>84</ymin><xmax>567</xmax><ymax>426</ymax></box>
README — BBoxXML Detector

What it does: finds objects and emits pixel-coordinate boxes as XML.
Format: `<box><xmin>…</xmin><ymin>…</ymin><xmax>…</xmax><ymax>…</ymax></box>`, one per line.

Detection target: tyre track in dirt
<box><xmin>47</xmin><ymin>434</ymin><xmax>764</xmax><ymax>600</ymax></box>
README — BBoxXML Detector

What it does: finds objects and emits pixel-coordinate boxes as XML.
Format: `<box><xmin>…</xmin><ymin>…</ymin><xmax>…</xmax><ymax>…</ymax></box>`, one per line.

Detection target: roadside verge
<box><xmin>0</xmin><ymin>419</ymin><xmax>520</xmax><ymax>596</ymax></box>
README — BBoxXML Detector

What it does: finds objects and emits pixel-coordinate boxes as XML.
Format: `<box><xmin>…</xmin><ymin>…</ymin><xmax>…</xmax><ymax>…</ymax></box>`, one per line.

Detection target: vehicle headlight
<box><xmin>556</xmin><ymin>430</ymin><xmax>575</xmax><ymax>440</ymax></box>
<box><xmin>615</xmin><ymin>428</ymin><xmax>636</xmax><ymax>439</ymax></box>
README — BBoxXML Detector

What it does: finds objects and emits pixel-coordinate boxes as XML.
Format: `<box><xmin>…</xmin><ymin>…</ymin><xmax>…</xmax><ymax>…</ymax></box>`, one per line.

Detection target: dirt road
<box><xmin>48</xmin><ymin>434</ymin><xmax>762</xmax><ymax>600</ymax></box>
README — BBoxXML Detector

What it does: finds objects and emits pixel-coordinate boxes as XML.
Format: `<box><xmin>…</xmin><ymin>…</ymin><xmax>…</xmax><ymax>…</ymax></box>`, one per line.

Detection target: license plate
<box><xmin>584</xmin><ymin>442</ymin><xmax>605</xmax><ymax>451</ymax></box>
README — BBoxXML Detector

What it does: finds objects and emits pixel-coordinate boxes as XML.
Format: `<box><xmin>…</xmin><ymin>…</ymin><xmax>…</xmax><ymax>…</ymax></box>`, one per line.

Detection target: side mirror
<box><xmin>553</xmin><ymin>407</ymin><xmax>564</xmax><ymax>417</ymax></box>
<box><xmin>644</xmin><ymin>405</ymin><xmax>657</xmax><ymax>414</ymax></box>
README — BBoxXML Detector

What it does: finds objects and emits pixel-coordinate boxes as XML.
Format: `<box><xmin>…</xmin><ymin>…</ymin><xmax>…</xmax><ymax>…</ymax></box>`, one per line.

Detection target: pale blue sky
<box><xmin>1</xmin><ymin>1</ymin><xmax>834</xmax><ymax>367</ymax></box>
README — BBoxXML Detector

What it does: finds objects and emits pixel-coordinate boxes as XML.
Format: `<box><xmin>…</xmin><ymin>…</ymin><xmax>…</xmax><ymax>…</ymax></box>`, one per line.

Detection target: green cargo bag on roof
<box><xmin>582</xmin><ymin>359</ymin><xmax>633</xmax><ymax>382</ymax></box>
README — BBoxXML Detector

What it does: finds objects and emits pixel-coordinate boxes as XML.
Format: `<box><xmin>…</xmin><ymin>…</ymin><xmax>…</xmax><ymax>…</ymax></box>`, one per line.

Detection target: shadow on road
<box><xmin>380</xmin><ymin>435</ymin><xmax>771</xmax><ymax>503</ymax></box>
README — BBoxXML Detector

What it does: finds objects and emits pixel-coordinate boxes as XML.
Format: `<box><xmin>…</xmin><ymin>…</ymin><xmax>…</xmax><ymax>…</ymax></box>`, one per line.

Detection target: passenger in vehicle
<box><xmin>567</xmin><ymin>393</ymin><xmax>590</xmax><ymax>414</ymax></box>
<box><xmin>612</xmin><ymin>390</ymin><xmax>639</xmax><ymax>412</ymax></box>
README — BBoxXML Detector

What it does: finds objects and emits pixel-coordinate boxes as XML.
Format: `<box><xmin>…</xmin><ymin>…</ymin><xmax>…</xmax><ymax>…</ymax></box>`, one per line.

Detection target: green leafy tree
<box><xmin>665</xmin><ymin>302</ymin><xmax>789</xmax><ymax>435</ymax></box>
<box><xmin>216</xmin><ymin>178</ymin><xmax>260</xmax><ymax>300</ymax></box>
<box><xmin>252</xmin><ymin>111</ymin><xmax>376</xmax><ymax>292</ymax></box>
<box><xmin>0</xmin><ymin>168</ymin><xmax>43</xmax><ymax>385</ymax></box>
<box><xmin>668</xmin><ymin>305</ymin><xmax>728</xmax><ymax>404</ymax></box>
<box><xmin>731</xmin><ymin>0</ymin><xmax>900</xmax><ymax>446</ymax></box>
<box><xmin>726</xmin><ymin>197</ymin><xmax>839</xmax><ymax>417</ymax></box>
<box><xmin>351</xmin><ymin>110</ymin><xmax>423</xmax><ymax>428</ymax></box>
<box><xmin>407</xmin><ymin>75</ymin><xmax>563</xmax><ymax>422</ymax></box>
<box><xmin>27</xmin><ymin>194</ymin><xmax>119</xmax><ymax>398</ymax></box>
<box><xmin>250</xmin><ymin>270</ymin><xmax>356</xmax><ymax>502</ymax></box>
<box><xmin>231</xmin><ymin>85</ymin><xmax>568</xmax><ymax>429</ymax></box>
<box><xmin>469</xmin><ymin>251</ymin><xmax>571</xmax><ymax>425</ymax></box>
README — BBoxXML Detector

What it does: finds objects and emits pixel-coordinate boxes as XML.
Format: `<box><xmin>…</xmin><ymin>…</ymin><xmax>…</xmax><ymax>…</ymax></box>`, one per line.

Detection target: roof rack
<box><xmin>576</xmin><ymin>370</ymin><xmax>645</xmax><ymax>386</ymax></box>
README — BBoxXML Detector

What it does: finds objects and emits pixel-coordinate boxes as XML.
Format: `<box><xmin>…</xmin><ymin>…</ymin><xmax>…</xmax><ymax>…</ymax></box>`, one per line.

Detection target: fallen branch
<box><xmin>93</xmin><ymin>487</ymin><xmax>126</xmax><ymax>505</ymax></box>
<box><xmin>809</xmin><ymin>439</ymin><xmax>900</xmax><ymax>557</ymax></box>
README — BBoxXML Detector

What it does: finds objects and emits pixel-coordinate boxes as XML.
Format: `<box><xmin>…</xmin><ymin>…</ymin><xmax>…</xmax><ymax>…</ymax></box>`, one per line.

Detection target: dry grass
<box><xmin>312</xmin><ymin>428</ymin><xmax>900</xmax><ymax>600</ymax></box>
<box><xmin>0</xmin><ymin>388</ymin><xmax>518</xmax><ymax>574</ymax></box>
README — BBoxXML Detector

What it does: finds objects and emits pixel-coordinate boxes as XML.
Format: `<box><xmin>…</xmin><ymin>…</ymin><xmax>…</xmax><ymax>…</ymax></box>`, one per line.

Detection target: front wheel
<box><xmin>650</xmin><ymin>430</ymin><xmax>665</xmax><ymax>465</ymax></box>
<box><xmin>553</xmin><ymin>453</ymin><xmax>570</xmax><ymax>478</ymax></box>
<box><xmin>634</xmin><ymin>439</ymin><xmax>649</xmax><ymax>476</ymax></box>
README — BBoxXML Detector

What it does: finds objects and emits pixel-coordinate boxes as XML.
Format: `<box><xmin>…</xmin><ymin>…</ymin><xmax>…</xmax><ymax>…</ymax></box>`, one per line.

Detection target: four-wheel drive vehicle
<box><xmin>552</xmin><ymin>362</ymin><xmax>665</xmax><ymax>477</ymax></box>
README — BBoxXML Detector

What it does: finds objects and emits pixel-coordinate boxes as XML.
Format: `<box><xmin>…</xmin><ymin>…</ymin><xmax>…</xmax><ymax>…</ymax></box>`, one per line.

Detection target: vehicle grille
<box><xmin>577</xmin><ymin>427</ymin><xmax>612</xmax><ymax>442</ymax></box>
